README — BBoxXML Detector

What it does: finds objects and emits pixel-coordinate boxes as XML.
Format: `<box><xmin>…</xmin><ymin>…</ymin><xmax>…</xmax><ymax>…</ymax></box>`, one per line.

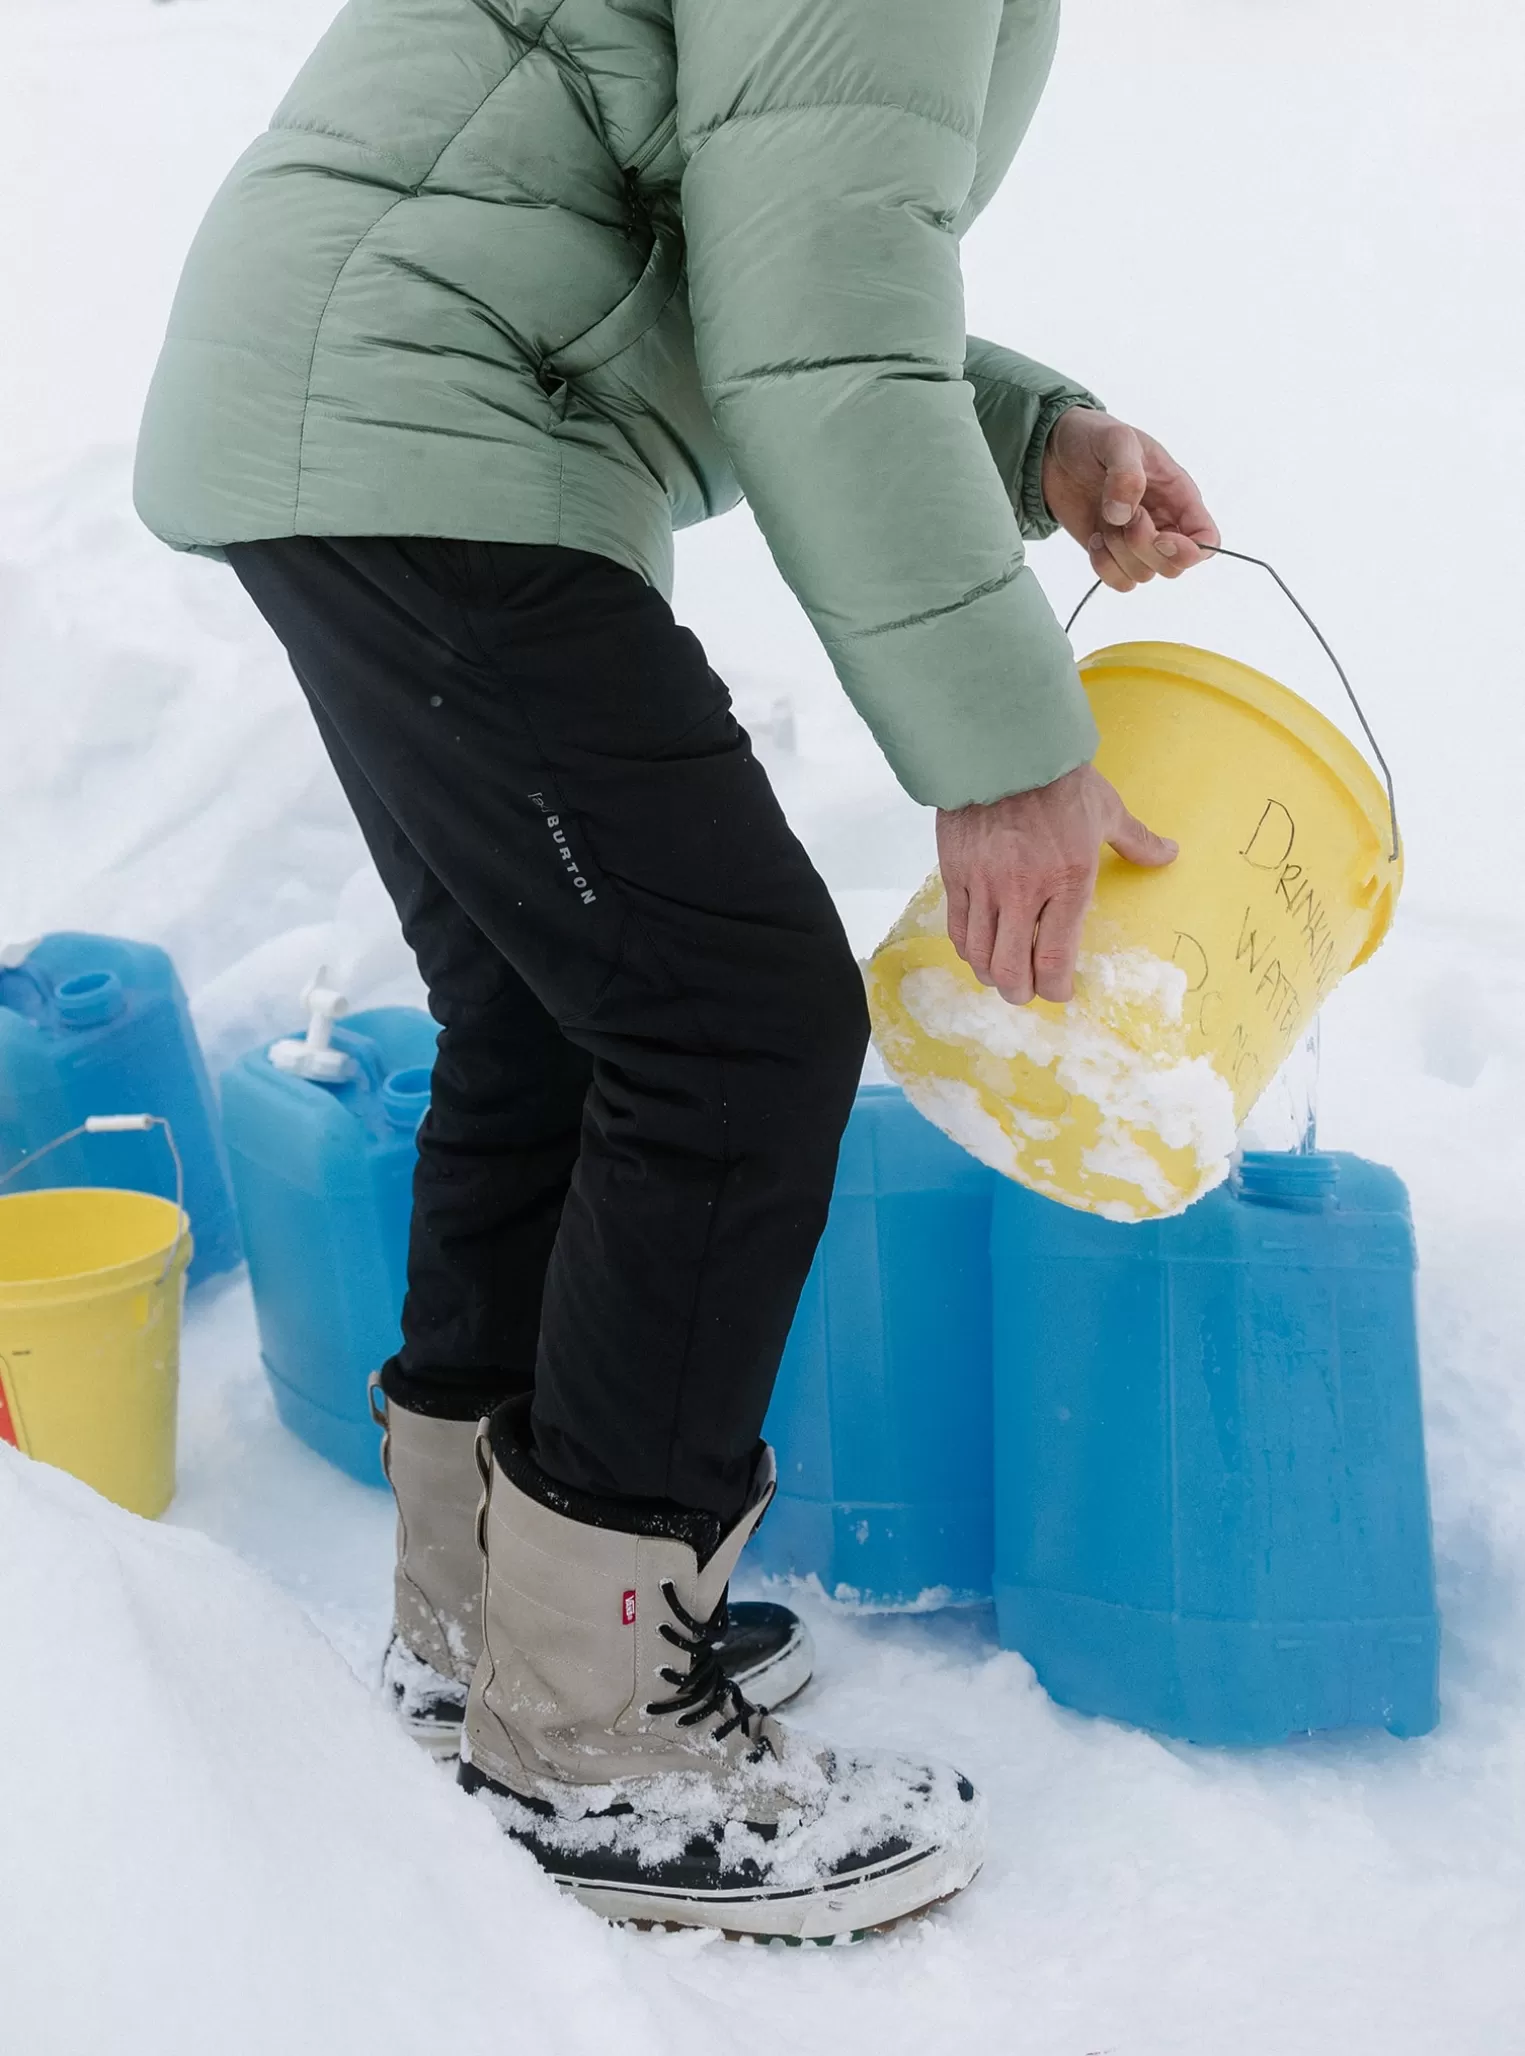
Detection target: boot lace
<box><xmin>646</xmin><ymin>1581</ymin><xmax>773</xmax><ymax>1757</ymax></box>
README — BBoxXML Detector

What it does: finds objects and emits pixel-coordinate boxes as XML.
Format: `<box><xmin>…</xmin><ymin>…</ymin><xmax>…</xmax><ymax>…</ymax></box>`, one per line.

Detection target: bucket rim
<box><xmin>1077</xmin><ymin>639</ymin><xmax>1401</xmax><ymax>872</ymax></box>
<box><xmin>0</xmin><ymin>1187</ymin><xmax>191</xmax><ymax>1301</ymax></box>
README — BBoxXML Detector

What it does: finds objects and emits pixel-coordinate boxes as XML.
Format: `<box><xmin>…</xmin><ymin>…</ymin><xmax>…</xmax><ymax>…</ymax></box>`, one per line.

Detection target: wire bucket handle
<box><xmin>0</xmin><ymin>1115</ymin><xmax>190</xmax><ymax>1286</ymax></box>
<box><xmin>1064</xmin><ymin>544</ymin><xmax>1399</xmax><ymax>864</ymax></box>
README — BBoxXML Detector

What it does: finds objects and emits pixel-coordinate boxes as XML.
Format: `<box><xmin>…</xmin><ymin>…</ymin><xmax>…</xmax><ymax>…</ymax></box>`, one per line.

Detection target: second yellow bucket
<box><xmin>867</xmin><ymin>640</ymin><xmax>1402</xmax><ymax>1221</ymax></box>
<box><xmin>0</xmin><ymin>1183</ymin><xmax>190</xmax><ymax>1517</ymax></box>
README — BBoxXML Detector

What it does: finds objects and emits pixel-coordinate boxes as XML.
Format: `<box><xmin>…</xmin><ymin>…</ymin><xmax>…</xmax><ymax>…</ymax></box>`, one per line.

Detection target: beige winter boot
<box><xmin>458</xmin><ymin>1402</ymin><xmax>984</xmax><ymax>1940</ymax></box>
<box><xmin>372</xmin><ymin>1379</ymin><xmax>814</xmax><ymax>1757</ymax></box>
<box><xmin>372</xmin><ymin>1380</ymin><xmax>485</xmax><ymax>1754</ymax></box>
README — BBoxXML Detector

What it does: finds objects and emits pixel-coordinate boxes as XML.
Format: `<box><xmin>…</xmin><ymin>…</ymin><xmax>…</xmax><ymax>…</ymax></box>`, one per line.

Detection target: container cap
<box><xmin>381</xmin><ymin>1067</ymin><xmax>432</xmax><ymax>1131</ymax></box>
<box><xmin>1234</xmin><ymin>1150</ymin><xmax>1339</xmax><ymax>1211</ymax></box>
<box><xmin>54</xmin><ymin>969</ymin><xmax>127</xmax><ymax>1031</ymax></box>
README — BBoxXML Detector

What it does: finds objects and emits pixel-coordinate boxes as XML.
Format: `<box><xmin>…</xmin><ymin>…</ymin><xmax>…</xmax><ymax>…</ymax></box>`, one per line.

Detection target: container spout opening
<box><xmin>1234</xmin><ymin>1150</ymin><xmax>1339</xmax><ymax>1211</ymax></box>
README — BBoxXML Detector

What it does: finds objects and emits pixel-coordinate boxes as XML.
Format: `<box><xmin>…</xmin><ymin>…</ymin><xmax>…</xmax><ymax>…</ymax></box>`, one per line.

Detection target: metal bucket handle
<box><xmin>1065</xmin><ymin>544</ymin><xmax>1400</xmax><ymax>864</ymax></box>
<box><xmin>0</xmin><ymin>1115</ymin><xmax>189</xmax><ymax>1286</ymax></box>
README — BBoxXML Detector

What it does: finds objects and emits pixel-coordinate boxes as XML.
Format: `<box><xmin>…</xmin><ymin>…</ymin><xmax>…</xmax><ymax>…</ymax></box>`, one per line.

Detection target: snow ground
<box><xmin>3</xmin><ymin>2</ymin><xmax>1525</xmax><ymax>2051</ymax></box>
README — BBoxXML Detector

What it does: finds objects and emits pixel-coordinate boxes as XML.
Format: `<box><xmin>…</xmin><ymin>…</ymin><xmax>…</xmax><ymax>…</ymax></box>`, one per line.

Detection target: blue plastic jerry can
<box><xmin>754</xmin><ymin>1084</ymin><xmax>998</xmax><ymax>1607</ymax></box>
<box><xmin>219</xmin><ymin>1005</ymin><xmax>439</xmax><ymax>1483</ymax></box>
<box><xmin>991</xmin><ymin>1150</ymin><xmax>1440</xmax><ymax>1746</ymax></box>
<box><xmin>0</xmin><ymin>933</ymin><xmax>240</xmax><ymax>1287</ymax></box>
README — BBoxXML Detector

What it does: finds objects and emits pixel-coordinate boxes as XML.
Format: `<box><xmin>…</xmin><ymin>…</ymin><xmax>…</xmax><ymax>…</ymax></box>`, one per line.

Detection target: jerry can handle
<box><xmin>0</xmin><ymin>1114</ymin><xmax>189</xmax><ymax>1285</ymax></box>
<box><xmin>1065</xmin><ymin>543</ymin><xmax>1399</xmax><ymax>864</ymax></box>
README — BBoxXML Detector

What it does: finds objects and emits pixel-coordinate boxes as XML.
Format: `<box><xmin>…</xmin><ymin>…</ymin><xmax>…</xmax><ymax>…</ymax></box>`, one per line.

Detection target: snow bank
<box><xmin>0</xmin><ymin>1443</ymin><xmax>677</xmax><ymax>2056</ymax></box>
<box><xmin>0</xmin><ymin>456</ymin><xmax>426</xmax><ymax>1072</ymax></box>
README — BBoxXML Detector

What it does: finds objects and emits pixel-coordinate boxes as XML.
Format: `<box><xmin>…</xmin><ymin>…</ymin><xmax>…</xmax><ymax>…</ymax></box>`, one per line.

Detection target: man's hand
<box><xmin>1042</xmin><ymin>407</ymin><xmax>1220</xmax><ymax>592</ymax></box>
<box><xmin>937</xmin><ymin>765</ymin><xmax>1178</xmax><ymax>1005</ymax></box>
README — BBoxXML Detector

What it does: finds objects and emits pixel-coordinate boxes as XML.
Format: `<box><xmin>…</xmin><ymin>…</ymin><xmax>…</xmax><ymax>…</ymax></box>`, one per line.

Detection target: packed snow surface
<box><xmin>0</xmin><ymin>1445</ymin><xmax>677</xmax><ymax>2056</ymax></box>
<box><xmin>4</xmin><ymin>0</ymin><xmax>1525</xmax><ymax>2051</ymax></box>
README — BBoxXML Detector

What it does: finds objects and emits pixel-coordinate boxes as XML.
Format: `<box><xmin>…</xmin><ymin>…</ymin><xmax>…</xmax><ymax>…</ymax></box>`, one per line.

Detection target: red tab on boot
<box><xmin>621</xmin><ymin>1590</ymin><xmax>636</xmax><ymax>1627</ymax></box>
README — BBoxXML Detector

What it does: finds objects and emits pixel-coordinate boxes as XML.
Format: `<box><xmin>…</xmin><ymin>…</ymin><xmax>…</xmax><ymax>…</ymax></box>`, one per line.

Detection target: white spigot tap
<box><xmin>0</xmin><ymin>939</ymin><xmax>42</xmax><ymax>971</ymax></box>
<box><xmin>268</xmin><ymin>971</ymin><xmax>357</xmax><ymax>1082</ymax></box>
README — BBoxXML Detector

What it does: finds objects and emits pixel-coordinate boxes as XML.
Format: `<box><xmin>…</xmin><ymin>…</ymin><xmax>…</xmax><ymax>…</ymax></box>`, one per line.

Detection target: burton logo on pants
<box><xmin>528</xmin><ymin>792</ymin><xmax>597</xmax><ymax>905</ymax></box>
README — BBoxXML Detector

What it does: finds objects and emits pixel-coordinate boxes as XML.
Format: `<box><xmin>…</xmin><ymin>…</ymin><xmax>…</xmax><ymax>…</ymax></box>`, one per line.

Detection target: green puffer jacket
<box><xmin>135</xmin><ymin>0</ymin><xmax>1102</xmax><ymax>809</ymax></box>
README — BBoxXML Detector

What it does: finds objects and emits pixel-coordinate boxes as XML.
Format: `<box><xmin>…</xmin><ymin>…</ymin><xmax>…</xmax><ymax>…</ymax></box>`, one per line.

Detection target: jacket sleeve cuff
<box><xmin>1018</xmin><ymin>391</ymin><xmax>1096</xmax><ymax>540</ymax></box>
<box><xmin>965</xmin><ymin>336</ymin><xmax>1102</xmax><ymax>542</ymax></box>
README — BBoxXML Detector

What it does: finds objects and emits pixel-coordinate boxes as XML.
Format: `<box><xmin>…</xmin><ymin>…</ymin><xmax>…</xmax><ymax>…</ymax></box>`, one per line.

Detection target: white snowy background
<box><xmin>4</xmin><ymin>2</ymin><xmax>1525</xmax><ymax>2050</ymax></box>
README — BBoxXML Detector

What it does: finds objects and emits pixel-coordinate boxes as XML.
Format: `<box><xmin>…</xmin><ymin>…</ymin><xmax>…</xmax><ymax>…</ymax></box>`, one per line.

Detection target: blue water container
<box><xmin>754</xmin><ymin>1084</ymin><xmax>998</xmax><ymax>1606</ymax></box>
<box><xmin>0</xmin><ymin>933</ymin><xmax>240</xmax><ymax>1287</ymax></box>
<box><xmin>220</xmin><ymin>1007</ymin><xmax>439</xmax><ymax>1483</ymax></box>
<box><xmin>992</xmin><ymin>1150</ymin><xmax>1440</xmax><ymax>1745</ymax></box>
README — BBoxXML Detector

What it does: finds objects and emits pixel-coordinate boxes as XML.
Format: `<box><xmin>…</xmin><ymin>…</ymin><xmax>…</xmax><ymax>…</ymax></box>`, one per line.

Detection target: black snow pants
<box><xmin>228</xmin><ymin>538</ymin><xmax>868</xmax><ymax>1523</ymax></box>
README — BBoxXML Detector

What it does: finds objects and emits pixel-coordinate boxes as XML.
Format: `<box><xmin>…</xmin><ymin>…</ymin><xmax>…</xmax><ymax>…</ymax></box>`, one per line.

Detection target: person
<box><xmin>135</xmin><ymin>0</ymin><xmax>1218</xmax><ymax>1941</ymax></box>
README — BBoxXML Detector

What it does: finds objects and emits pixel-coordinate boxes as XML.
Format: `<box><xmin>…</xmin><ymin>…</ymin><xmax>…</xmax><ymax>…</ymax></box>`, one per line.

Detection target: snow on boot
<box><xmin>458</xmin><ymin>1404</ymin><xmax>984</xmax><ymax>1940</ymax></box>
<box><xmin>373</xmin><ymin>1381</ymin><xmax>814</xmax><ymax>1757</ymax></box>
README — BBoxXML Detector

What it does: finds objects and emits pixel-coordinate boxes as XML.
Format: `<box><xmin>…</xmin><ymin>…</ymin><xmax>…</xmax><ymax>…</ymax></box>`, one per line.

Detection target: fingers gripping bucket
<box><xmin>867</xmin><ymin>563</ymin><xmax>1402</xmax><ymax>1221</ymax></box>
<box><xmin>0</xmin><ymin>1117</ymin><xmax>192</xmax><ymax>1517</ymax></box>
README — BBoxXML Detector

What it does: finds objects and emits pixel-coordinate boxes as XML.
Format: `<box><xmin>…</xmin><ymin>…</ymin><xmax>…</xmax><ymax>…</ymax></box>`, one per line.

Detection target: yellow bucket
<box><xmin>0</xmin><ymin>1130</ymin><xmax>191</xmax><ymax>1516</ymax></box>
<box><xmin>867</xmin><ymin>639</ymin><xmax>1401</xmax><ymax>1221</ymax></box>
